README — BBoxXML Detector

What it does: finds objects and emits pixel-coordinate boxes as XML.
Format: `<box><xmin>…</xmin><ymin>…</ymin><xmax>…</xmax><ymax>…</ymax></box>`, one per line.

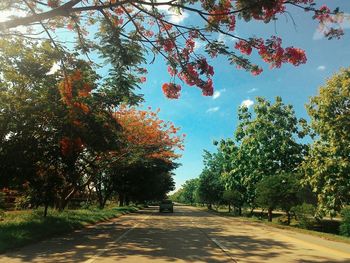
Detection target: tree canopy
<box><xmin>302</xmin><ymin>68</ymin><xmax>350</xmax><ymax>216</ymax></box>
<box><xmin>0</xmin><ymin>37</ymin><xmax>183</xmax><ymax>214</ymax></box>
<box><xmin>0</xmin><ymin>0</ymin><xmax>347</xmax><ymax>98</ymax></box>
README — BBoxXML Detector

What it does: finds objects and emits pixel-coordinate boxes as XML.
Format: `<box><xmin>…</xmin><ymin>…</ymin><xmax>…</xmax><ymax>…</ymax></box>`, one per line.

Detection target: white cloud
<box><xmin>0</xmin><ymin>10</ymin><xmax>25</xmax><ymax>23</ymax></box>
<box><xmin>247</xmin><ymin>88</ymin><xmax>258</xmax><ymax>93</ymax></box>
<box><xmin>147</xmin><ymin>1</ymin><xmax>189</xmax><ymax>24</ymax></box>
<box><xmin>217</xmin><ymin>32</ymin><xmax>238</xmax><ymax>44</ymax></box>
<box><xmin>206</xmin><ymin>107</ymin><xmax>220</xmax><ymax>113</ymax></box>
<box><xmin>240</xmin><ymin>99</ymin><xmax>254</xmax><ymax>108</ymax></box>
<box><xmin>168</xmin><ymin>11</ymin><xmax>189</xmax><ymax>23</ymax></box>
<box><xmin>213</xmin><ymin>91</ymin><xmax>221</xmax><ymax>100</ymax></box>
<box><xmin>194</xmin><ymin>39</ymin><xmax>204</xmax><ymax>51</ymax></box>
<box><xmin>212</xmin><ymin>89</ymin><xmax>226</xmax><ymax>100</ymax></box>
<box><xmin>0</xmin><ymin>10</ymin><xmax>28</xmax><ymax>33</ymax></box>
<box><xmin>317</xmin><ymin>65</ymin><xmax>326</xmax><ymax>71</ymax></box>
<box><xmin>46</xmin><ymin>62</ymin><xmax>60</xmax><ymax>75</ymax></box>
<box><xmin>313</xmin><ymin>13</ymin><xmax>350</xmax><ymax>40</ymax></box>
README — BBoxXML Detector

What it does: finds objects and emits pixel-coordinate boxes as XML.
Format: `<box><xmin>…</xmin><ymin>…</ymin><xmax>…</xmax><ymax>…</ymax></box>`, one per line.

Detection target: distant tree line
<box><xmin>172</xmin><ymin>68</ymin><xmax>350</xmax><ymax>225</ymax></box>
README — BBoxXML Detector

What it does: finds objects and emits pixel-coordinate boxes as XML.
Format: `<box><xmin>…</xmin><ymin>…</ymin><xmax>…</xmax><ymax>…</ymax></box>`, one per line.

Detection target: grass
<box><xmin>0</xmin><ymin>206</ymin><xmax>138</xmax><ymax>254</ymax></box>
<box><xmin>204</xmin><ymin>208</ymin><xmax>350</xmax><ymax>245</ymax></box>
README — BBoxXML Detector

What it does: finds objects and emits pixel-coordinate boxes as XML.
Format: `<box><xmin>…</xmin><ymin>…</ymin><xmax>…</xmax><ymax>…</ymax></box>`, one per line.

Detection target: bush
<box><xmin>340</xmin><ymin>207</ymin><xmax>350</xmax><ymax>237</ymax></box>
<box><xmin>15</xmin><ymin>195</ymin><xmax>32</xmax><ymax>210</ymax></box>
<box><xmin>292</xmin><ymin>203</ymin><xmax>317</xmax><ymax>229</ymax></box>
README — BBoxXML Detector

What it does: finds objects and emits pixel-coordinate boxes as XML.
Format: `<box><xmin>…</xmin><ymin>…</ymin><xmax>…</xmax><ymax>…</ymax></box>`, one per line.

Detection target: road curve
<box><xmin>1</xmin><ymin>205</ymin><xmax>350</xmax><ymax>262</ymax></box>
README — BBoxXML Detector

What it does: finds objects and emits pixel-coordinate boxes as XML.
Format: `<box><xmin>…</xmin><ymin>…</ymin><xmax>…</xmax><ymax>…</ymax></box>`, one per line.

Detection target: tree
<box><xmin>0</xmin><ymin>37</ymin><xmax>127</xmax><ymax>214</ymax></box>
<box><xmin>197</xmin><ymin>150</ymin><xmax>225</xmax><ymax>209</ymax></box>
<box><xmin>92</xmin><ymin>105</ymin><xmax>184</xmax><ymax>207</ymax></box>
<box><xmin>234</xmin><ymin>97</ymin><xmax>306</xmax><ymax>207</ymax></box>
<box><xmin>0</xmin><ymin>1</ymin><xmax>346</xmax><ymax>98</ymax></box>
<box><xmin>256</xmin><ymin>173</ymin><xmax>300</xmax><ymax>223</ymax></box>
<box><xmin>303</xmin><ymin>68</ymin><xmax>350</xmax><ymax>216</ymax></box>
<box><xmin>177</xmin><ymin>178</ymin><xmax>199</xmax><ymax>205</ymax></box>
<box><xmin>219</xmin><ymin>139</ymin><xmax>246</xmax><ymax>215</ymax></box>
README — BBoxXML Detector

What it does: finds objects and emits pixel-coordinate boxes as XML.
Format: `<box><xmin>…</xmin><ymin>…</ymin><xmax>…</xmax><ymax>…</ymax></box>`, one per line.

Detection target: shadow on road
<box><xmin>1</xmin><ymin>206</ymin><xmax>349</xmax><ymax>263</ymax></box>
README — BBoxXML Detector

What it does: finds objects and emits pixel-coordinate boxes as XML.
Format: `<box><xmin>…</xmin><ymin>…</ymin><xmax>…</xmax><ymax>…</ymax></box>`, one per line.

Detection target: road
<box><xmin>1</xmin><ymin>205</ymin><xmax>350</xmax><ymax>263</ymax></box>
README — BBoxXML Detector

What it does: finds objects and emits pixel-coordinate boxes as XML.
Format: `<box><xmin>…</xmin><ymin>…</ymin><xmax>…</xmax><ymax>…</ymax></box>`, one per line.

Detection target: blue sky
<box><xmin>136</xmin><ymin>1</ymin><xmax>350</xmax><ymax>190</ymax></box>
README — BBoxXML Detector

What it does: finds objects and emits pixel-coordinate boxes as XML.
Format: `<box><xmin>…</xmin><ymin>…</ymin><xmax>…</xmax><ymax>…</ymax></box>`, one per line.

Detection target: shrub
<box><xmin>15</xmin><ymin>195</ymin><xmax>32</xmax><ymax>210</ymax></box>
<box><xmin>340</xmin><ymin>207</ymin><xmax>350</xmax><ymax>237</ymax></box>
<box><xmin>292</xmin><ymin>203</ymin><xmax>317</xmax><ymax>229</ymax></box>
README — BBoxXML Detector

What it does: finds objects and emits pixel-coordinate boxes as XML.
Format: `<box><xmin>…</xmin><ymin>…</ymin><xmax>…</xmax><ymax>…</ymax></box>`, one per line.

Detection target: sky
<box><xmin>135</xmin><ymin>1</ymin><xmax>350</xmax><ymax>190</ymax></box>
<box><xmin>2</xmin><ymin>1</ymin><xmax>349</xmax><ymax>191</ymax></box>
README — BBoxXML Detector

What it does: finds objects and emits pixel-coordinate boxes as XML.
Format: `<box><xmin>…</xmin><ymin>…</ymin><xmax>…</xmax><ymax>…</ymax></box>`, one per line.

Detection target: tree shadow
<box><xmin>0</xmin><ymin>206</ymin><xmax>349</xmax><ymax>263</ymax></box>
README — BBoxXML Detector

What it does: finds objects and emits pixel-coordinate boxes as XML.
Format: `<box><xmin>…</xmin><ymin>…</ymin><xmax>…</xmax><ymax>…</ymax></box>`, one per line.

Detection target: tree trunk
<box><xmin>286</xmin><ymin>210</ymin><xmax>291</xmax><ymax>225</ymax></box>
<box><xmin>268</xmin><ymin>208</ymin><xmax>273</xmax><ymax>222</ymax></box>
<box><xmin>228</xmin><ymin>204</ymin><xmax>231</xmax><ymax>213</ymax></box>
<box><xmin>119</xmin><ymin>194</ymin><xmax>125</xmax><ymax>206</ymax></box>
<box><xmin>44</xmin><ymin>203</ymin><xmax>49</xmax><ymax>217</ymax></box>
<box><xmin>125</xmin><ymin>195</ymin><xmax>130</xmax><ymax>206</ymax></box>
<box><xmin>239</xmin><ymin>207</ymin><xmax>242</xmax><ymax>216</ymax></box>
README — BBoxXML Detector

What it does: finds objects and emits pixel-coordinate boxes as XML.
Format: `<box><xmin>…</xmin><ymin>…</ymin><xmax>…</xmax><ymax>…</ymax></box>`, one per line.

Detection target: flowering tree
<box><xmin>114</xmin><ymin>105</ymin><xmax>185</xmax><ymax>161</ymax></box>
<box><xmin>0</xmin><ymin>0</ymin><xmax>346</xmax><ymax>98</ymax></box>
<box><xmin>92</xmin><ymin>105</ymin><xmax>184</xmax><ymax>207</ymax></box>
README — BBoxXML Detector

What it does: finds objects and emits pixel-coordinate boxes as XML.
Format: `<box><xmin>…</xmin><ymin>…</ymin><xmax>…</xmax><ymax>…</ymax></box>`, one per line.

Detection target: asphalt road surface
<box><xmin>1</xmin><ymin>205</ymin><xmax>350</xmax><ymax>262</ymax></box>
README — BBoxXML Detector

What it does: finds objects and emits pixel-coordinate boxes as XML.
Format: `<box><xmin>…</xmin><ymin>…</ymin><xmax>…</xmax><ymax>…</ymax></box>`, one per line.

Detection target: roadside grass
<box><xmin>0</xmin><ymin>206</ymin><xmax>138</xmax><ymax>254</ymax></box>
<box><xmin>204</xmin><ymin>208</ymin><xmax>350</xmax><ymax>245</ymax></box>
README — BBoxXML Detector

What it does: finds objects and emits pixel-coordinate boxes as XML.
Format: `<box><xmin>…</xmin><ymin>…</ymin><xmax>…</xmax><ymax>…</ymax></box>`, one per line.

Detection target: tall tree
<box><xmin>0</xmin><ymin>1</ymin><xmax>346</xmax><ymax>98</ymax></box>
<box><xmin>92</xmin><ymin>105</ymin><xmax>184</xmax><ymax>207</ymax></box>
<box><xmin>197</xmin><ymin>150</ymin><xmax>225</xmax><ymax>209</ymax></box>
<box><xmin>303</xmin><ymin>68</ymin><xmax>350</xmax><ymax>216</ymax></box>
<box><xmin>234</xmin><ymin>97</ymin><xmax>306</xmax><ymax>206</ymax></box>
<box><xmin>219</xmin><ymin>139</ymin><xmax>246</xmax><ymax>214</ymax></box>
<box><xmin>0</xmin><ymin>37</ymin><xmax>129</xmax><ymax>213</ymax></box>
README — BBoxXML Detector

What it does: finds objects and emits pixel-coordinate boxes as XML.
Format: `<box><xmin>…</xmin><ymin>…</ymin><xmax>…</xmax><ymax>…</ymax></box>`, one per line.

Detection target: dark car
<box><xmin>159</xmin><ymin>199</ymin><xmax>174</xmax><ymax>213</ymax></box>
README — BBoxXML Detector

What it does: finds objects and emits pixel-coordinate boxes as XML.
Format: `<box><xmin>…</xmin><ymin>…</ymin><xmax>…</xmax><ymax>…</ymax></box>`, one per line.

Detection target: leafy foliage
<box><xmin>0</xmin><ymin>37</ymin><xmax>182</xmax><ymax>214</ymax></box>
<box><xmin>0</xmin><ymin>0</ymin><xmax>346</xmax><ymax>98</ymax></box>
<box><xmin>303</xmin><ymin>68</ymin><xmax>350</xmax><ymax>216</ymax></box>
<box><xmin>256</xmin><ymin>173</ymin><xmax>301</xmax><ymax>223</ymax></box>
<box><xmin>340</xmin><ymin>208</ymin><xmax>350</xmax><ymax>237</ymax></box>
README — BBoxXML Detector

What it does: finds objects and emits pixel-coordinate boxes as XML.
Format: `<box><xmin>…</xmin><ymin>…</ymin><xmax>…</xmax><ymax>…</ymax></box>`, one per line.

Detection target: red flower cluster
<box><xmin>251</xmin><ymin>67</ymin><xmax>263</xmax><ymax>76</ymax></box>
<box><xmin>228</xmin><ymin>15</ymin><xmax>236</xmax><ymax>31</ymax></box>
<box><xmin>178</xmin><ymin>64</ymin><xmax>199</xmax><ymax>86</ymax></box>
<box><xmin>186</xmin><ymin>39</ymin><xmax>195</xmax><ymax>53</ymax></box>
<box><xmin>235</xmin><ymin>40</ymin><xmax>252</xmax><ymax>55</ymax></box>
<box><xmin>235</xmin><ymin>36</ymin><xmax>307</xmax><ymax>69</ymax></box>
<box><xmin>285</xmin><ymin>47</ymin><xmax>307</xmax><ymax>66</ymax></box>
<box><xmin>114</xmin><ymin>7</ymin><xmax>124</xmax><ymax>15</ymax></box>
<box><xmin>257</xmin><ymin>36</ymin><xmax>285</xmax><ymax>68</ymax></box>
<box><xmin>162</xmin><ymin>83</ymin><xmax>181</xmax><ymax>99</ymax></box>
<box><xmin>160</xmin><ymin>22</ymin><xmax>173</xmax><ymax>32</ymax></box>
<box><xmin>258</xmin><ymin>0</ymin><xmax>285</xmax><ymax>21</ymax></box>
<box><xmin>196</xmin><ymin>58</ymin><xmax>214</xmax><ymax>76</ymax></box>
<box><xmin>162</xmin><ymin>38</ymin><xmax>175</xmax><ymax>52</ymax></box>
<box><xmin>199</xmin><ymin>78</ymin><xmax>213</xmax><ymax>96</ymax></box>
<box><xmin>208</xmin><ymin>1</ymin><xmax>236</xmax><ymax>32</ymax></box>
<box><xmin>258</xmin><ymin>37</ymin><xmax>307</xmax><ymax>68</ymax></box>
<box><xmin>314</xmin><ymin>5</ymin><xmax>333</xmax><ymax>23</ymax></box>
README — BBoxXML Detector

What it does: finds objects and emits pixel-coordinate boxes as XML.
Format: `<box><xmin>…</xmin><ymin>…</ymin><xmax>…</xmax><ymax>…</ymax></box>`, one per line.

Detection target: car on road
<box><xmin>159</xmin><ymin>199</ymin><xmax>174</xmax><ymax>213</ymax></box>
